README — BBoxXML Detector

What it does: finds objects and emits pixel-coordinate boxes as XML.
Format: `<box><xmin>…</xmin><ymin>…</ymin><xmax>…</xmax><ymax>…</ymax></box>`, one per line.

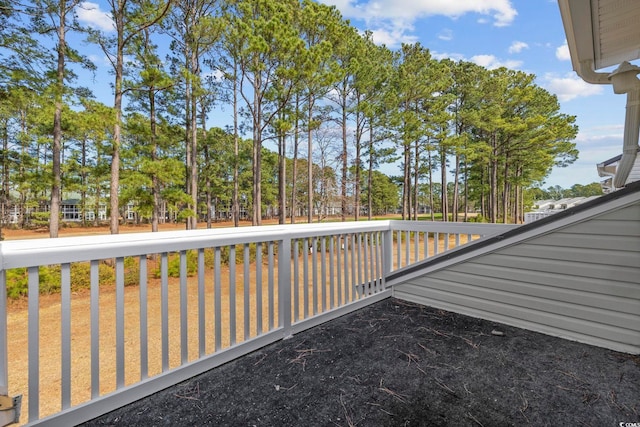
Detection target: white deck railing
<box><xmin>0</xmin><ymin>220</ymin><xmax>516</xmax><ymax>426</ymax></box>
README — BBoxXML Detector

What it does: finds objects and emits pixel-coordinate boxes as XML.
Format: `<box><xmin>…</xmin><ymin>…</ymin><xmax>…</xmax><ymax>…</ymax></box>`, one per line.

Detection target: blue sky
<box><xmin>317</xmin><ymin>0</ymin><xmax>632</xmax><ymax>188</ymax></box>
<box><xmin>74</xmin><ymin>0</ymin><xmax>632</xmax><ymax>189</ymax></box>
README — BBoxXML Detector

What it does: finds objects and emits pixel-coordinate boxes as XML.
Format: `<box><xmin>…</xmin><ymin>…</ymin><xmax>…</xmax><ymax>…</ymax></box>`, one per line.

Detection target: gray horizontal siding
<box><xmin>394</xmin><ymin>199</ymin><xmax>640</xmax><ymax>354</ymax></box>
<box><xmin>531</xmin><ymin>232</ymin><xmax>639</xmax><ymax>251</ymax></box>
<box><xmin>502</xmin><ymin>244</ymin><xmax>638</xmax><ymax>267</ymax></box>
<box><xmin>427</xmin><ymin>269</ymin><xmax>639</xmax><ymax>314</ymax></box>
<box><xmin>475</xmin><ymin>254</ymin><xmax>638</xmax><ymax>282</ymax></box>
<box><xmin>398</xmin><ymin>282</ymin><xmax>639</xmax><ymax>343</ymax></box>
<box><xmin>451</xmin><ymin>262</ymin><xmax>639</xmax><ymax>299</ymax></box>
<box><xmin>401</xmin><ymin>291</ymin><xmax>639</xmax><ymax>354</ymax></box>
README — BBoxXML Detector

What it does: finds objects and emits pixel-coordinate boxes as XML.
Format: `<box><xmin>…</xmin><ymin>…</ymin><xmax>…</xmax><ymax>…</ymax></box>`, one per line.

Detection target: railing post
<box><xmin>383</xmin><ymin>227</ymin><xmax>393</xmax><ymax>279</ymax></box>
<box><xmin>278</xmin><ymin>236</ymin><xmax>292</xmax><ymax>339</ymax></box>
<box><xmin>0</xmin><ymin>263</ymin><xmax>19</xmax><ymax>427</ymax></box>
<box><xmin>0</xmin><ymin>265</ymin><xmax>7</xmax><ymax>396</ymax></box>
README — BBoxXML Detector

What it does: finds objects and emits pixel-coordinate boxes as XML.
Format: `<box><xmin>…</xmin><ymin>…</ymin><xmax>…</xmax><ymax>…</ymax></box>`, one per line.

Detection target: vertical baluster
<box><xmin>115</xmin><ymin>257</ymin><xmax>125</xmax><ymax>388</ymax></box>
<box><xmin>244</xmin><ymin>244</ymin><xmax>250</xmax><ymax>341</ymax></box>
<box><xmin>369</xmin><ymin>233</ymin><xmax>376</xmax><ymax>293</ymax></box>
<box><xmin>456</xmin><ymin>233</ymin><xmax>460</xmax><ymax>248</ymax></box>
<box><xmin>161</xmin><ymin>253</ymin><xmax>169</xmax><ymax>371</ymax></box>
<box><xmin>414</xmin><ymin>231</ymin><xmax>419</xmax><ymax>263</ymax></box>
<box><xmin>278</xmin><ymin>237</ymin><xmax>292</xmax><ymax>336</ymax></box>
<box><xmin>329</xmin><ymin>236</ymin><xmax>335</xmax><ymax>309</ymax></box>
<box><xmin>0</xmin><ymin>268</ymin><xmax>6</xmax><ymax>398</ymax></box>
<box><xmin>424</xmin><ymin>231</ymin><xmax>429</xmax><ymax>259</ymax></box>
<box><xmin>293</xmin><ymin>239</ymin><xmax>299</xmax><ymax>322</ymax></box>
<box><xmin>179</xmin><ymin>251</ymin><xmax>188</xmax><ymax>364</ymax></box>
<box><xmin>395</xmin><ymin>230</ymin><xmax>401</xmax><ymax>269</ymax></box>
<box><xmin>229</xmin><ymin>246</ymin><xmax>236</xmax><ymax>346</ymax></box>
<box><xmin>434</xmin><ymin>232</ymin><xmax>439</xmax><ymax>255</ymax></box>
<box><xmin>375</xmin><ymin>232</ymin><xmax>382</xmax><ymax>291</ymax></box>
<box><xmin>256</xmin><ymin>243</ymin><xmax>263</xmax><ymax>335</ymax></box>
<box><xmin>90</xmin><ymin>260</ymin><xmax>100</xmax><ymax>398</ymax></box>
<box><xmin>363</xmin><ymin>233</ymin><xmax>369</xmax><ymax>295</ymax></box>
<box><xmin>336</xmin><ymin>235</ymin><xmax>342</xmax><ymax>307</ymax></box>
<box><xmin>28</xmin><ymin>266</ymin><xmax>39</xmax><ymax>422</ymax></box>
<box><xmin>357</xmin><ymin>234</ymin><xmax>363</xmax><ymax>298</ymax></box>
<box><xmin>349</xmin><ymin>234</ymin><xmax>356</xmax><ymax>302</ymax></box>
<box><xmin>197</xmin><ymin>249</ymin><xmax>205</xmax><ymax>357</ymax></box>
<box><xmin>320</xmin><ymin>237</ymin><xmax>326</xmax><ymax>312</ymax></box>
<box><xmin>268</xmin><ymin>241</ymin><xmax>275</xmax><ymax>329</ymax></box>
<box><xmin>214</xmin><ymin>248</ymin><xmax>222</xmax><ymax>351</ymax></box>
<box><xmin>61</xmin><ymin>263</ymin><xmax>71</xmax><ymax>409</ymax></box>
<box><xmin>382</xmin><ymin>228</ymin><xmax>393</xmax><ymax>278</ymax></box>
<box><xmin>303</xmin><ymin>238</ymin><xmax>309</xmax><ymax>319</ymax></box>
<box><xmin>405</xmin><ymin>231</ymin><xmax>410</xmax><ymax>266</ymax></box>
<box><xmin>312</xmin><ymin>237</ymin><xmax>318</xmax><ymax>315</ymax></box>
<box><xmin>139</xmin><ymin>256</ymin><xmax>148</xmax><ymax>379</ymax></box>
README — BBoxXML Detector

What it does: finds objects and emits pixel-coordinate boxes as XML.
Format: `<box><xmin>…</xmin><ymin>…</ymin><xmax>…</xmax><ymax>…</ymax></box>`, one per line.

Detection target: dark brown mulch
<box><xmin>82</xmin><ymin>298</ymin><xmax>640</xmax><ymax>426</ymax></box>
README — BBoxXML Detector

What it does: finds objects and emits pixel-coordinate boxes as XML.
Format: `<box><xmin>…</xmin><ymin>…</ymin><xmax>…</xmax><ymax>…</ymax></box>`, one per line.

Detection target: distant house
<box><xmin>597</xmin><ymin>148</ymin><xmax>640</xmax><ymax>193</ymax></box>
<box><xmin>61</xmin><ymin>199</ymin><xmax>108</xmax><ymax>222</ymax></box>
<box><xmin>525</xmin><ymin>196</ymin><xmax>601</xmax><ymax>223</ymax></box>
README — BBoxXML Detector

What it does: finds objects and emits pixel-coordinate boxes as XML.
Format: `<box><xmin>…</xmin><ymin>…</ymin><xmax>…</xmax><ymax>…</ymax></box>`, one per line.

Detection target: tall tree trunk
<box><xmin>354</xmin><ymin>102</ymin><xmax>362</xmax><ymax>221</ymax></box>
<box><xmin>490</xmin><ymin>133</ymin><xmax>498</xmax><ymax>223</ymax></box>
<box><xmin>367</xmin><ymin>124</ymin><xmax>373</xmax><ymax>220</ymax></box>
<box><xmin>185</xmin><ymin>78</ymin><xmax>192</xmax><ymax>228</ymax></box>
<box><xmin>452</xmin><ymin>154</ymin><xmax>460</xmax><ymax>222</ymax></box>
<box><xmin>307</xmin><ymin>95</ymin><xmax>313</xmax><ymax>223</ymax></box>
<box><xmin>50</xmin><ymin>2</ymin><xmax>67</xmax><ymax>238</ymax></box>
<box><xmin>81</xmin><ymin>138</ymin><xmax>87</xmax><ymax>227</ymax></box>
<box><xmin>502</xmin><ymin>152</ymin><xmax>510</xmax><ymax>224</ymax></box>
<box><xmin>413</xmin><ymin>140</ymin><xmax>419</xmax><ymax>220</ymax></box>
<box><xmin>189</xmin><ymin>50</ymin><xmax>199</xmax><ymax>230</ymax></box>
<box><xmin>150</xmin><ymin>83</ymin><xmax>160</xmax><ymax>232</ymax></box>
<box><xmin>252</xmin><ymin>74</ymin><xmax>262</xmax><ymax>226</ymax></box>
<box><xmin>291</xmin><ymin>95</ymin><xmax>299</xmax><ymax>224</ymax></box>
<box><xmin>402</xmin><ymin>139</ymin><xmax>410</xmax><ymax>220</ymax></box>
<box><xmin>427</xmin><ymin>146</ymin><xmax>434</xmax><ymax>221</ymax></box>
<box><xmin>1</xmin><ymin>121</ymin><xmax>8</xmax><ymax>238</ymax></box>
<box><xmin>440</xmin><ymin>146</ymin><xmax>448</xmax><ymax>222</ymax></box>
<box><xmin>278</xmin><ymin>116</ymin><xmax>286</xmax><ymax>225</ymax></box>
<box><xmin>232</xmin><ymin>58</ymin><xmax>240</xmax><ymax>227</ymax></box>
<box><xmin>340</xmin><ymin>88</ymin><xmax>347</xmax><ymax>222</ymax></box>
<box><xmin>110</xmin><ymin>0</ymin><xmax>125</xmax><ymax>235</ymax></box>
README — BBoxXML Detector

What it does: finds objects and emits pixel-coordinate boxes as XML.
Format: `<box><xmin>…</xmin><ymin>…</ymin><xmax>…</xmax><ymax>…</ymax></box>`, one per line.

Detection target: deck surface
<box><xmin>82</xmin><ymin>298</ymin><xmax>640</xmax><ymax>426</ymax></box>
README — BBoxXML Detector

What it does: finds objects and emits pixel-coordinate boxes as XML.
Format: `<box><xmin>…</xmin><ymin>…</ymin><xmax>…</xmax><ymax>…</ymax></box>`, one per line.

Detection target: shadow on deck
<box><xmin>82</xmin><ymin>298</ymin><xmax>640</xmax><ymax>426</ymax></box>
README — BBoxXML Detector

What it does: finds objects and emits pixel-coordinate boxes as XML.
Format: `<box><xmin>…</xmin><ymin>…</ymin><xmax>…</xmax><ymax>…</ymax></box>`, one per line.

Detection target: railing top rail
<box><xmin>0</xmin><ymin>221</ymin><xmax>393</xmax><ymax>269</ymax></box>
<box><xmin>389</xmin><ymin>220</ymin><xmax>519</xmax><ymax>234</ymax></box>
<box><xmin>0</xmin><ymin>221</ymin><xmax>521</xmax><ymax>269</ymax></box>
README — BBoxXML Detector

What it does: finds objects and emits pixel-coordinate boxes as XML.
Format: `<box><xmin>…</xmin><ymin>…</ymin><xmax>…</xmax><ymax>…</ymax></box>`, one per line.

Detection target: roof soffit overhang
<box><xmin>558</xmin><ymin>0</ymin><xmax>640</xmax><ymax>83</ymax></box>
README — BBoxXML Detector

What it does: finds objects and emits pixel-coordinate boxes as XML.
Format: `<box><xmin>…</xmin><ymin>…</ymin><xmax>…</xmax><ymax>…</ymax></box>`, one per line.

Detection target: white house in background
<box><xmin>597</xmin><ymin>148</ymin><xmax>640</xmax><ymax>193</ymax></box>
<box><xmin>525</xmin><ymin>195</ymin><xmax>602</xmax><ymax>223</ymax></box>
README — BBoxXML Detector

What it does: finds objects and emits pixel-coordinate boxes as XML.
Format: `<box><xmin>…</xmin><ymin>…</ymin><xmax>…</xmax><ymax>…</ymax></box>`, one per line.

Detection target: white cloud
<box><xmin>369</xmin><ymin>27</ymin><xmax>419</xmax><ymax>48</ymax></box>
<box><xmin>320</xmin><ymin>0</ymin><xmax>517</xmax><ymax>46</ymax></box>
<box><xmin>77</xmin><ymin>2</ymin><xmax>114</xmax><ymax>32</ymax></box>
<box><xmin>508</xmin><ymin>41</ymin><xmax>528</xmax><ymax>54</ymax></box>
<box><xmin>431</xmin><ymin>51</ymin><xmax>466</xmax><ymax>62</ymax></box>
<box><xmin>430</xmin><ymin>52</ymin><xmax>523</xmax><ymax>70</ymax></box>
<box><xmin>438</xmin><ymin>29</ymin><xmax>453</xmax><ymax>41</ymax></box>
<box><xmin>556</xmin><ymin>42</ymin><xmax>571</xmax><ymax>61</ymax></box>
<box><xmin>326</xmin><ymin>0</ymin><xmax>517</xmax><ymax>26</ymax></box>
<box><xmin>542</xmin><ymin>72</ymin><xmax>605</xmax><ymax>102</ymax></box>
<box><xmin>470</xmin><ymin>54</ymin><xmax>522</xmax><ymax>70</ymax></box>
